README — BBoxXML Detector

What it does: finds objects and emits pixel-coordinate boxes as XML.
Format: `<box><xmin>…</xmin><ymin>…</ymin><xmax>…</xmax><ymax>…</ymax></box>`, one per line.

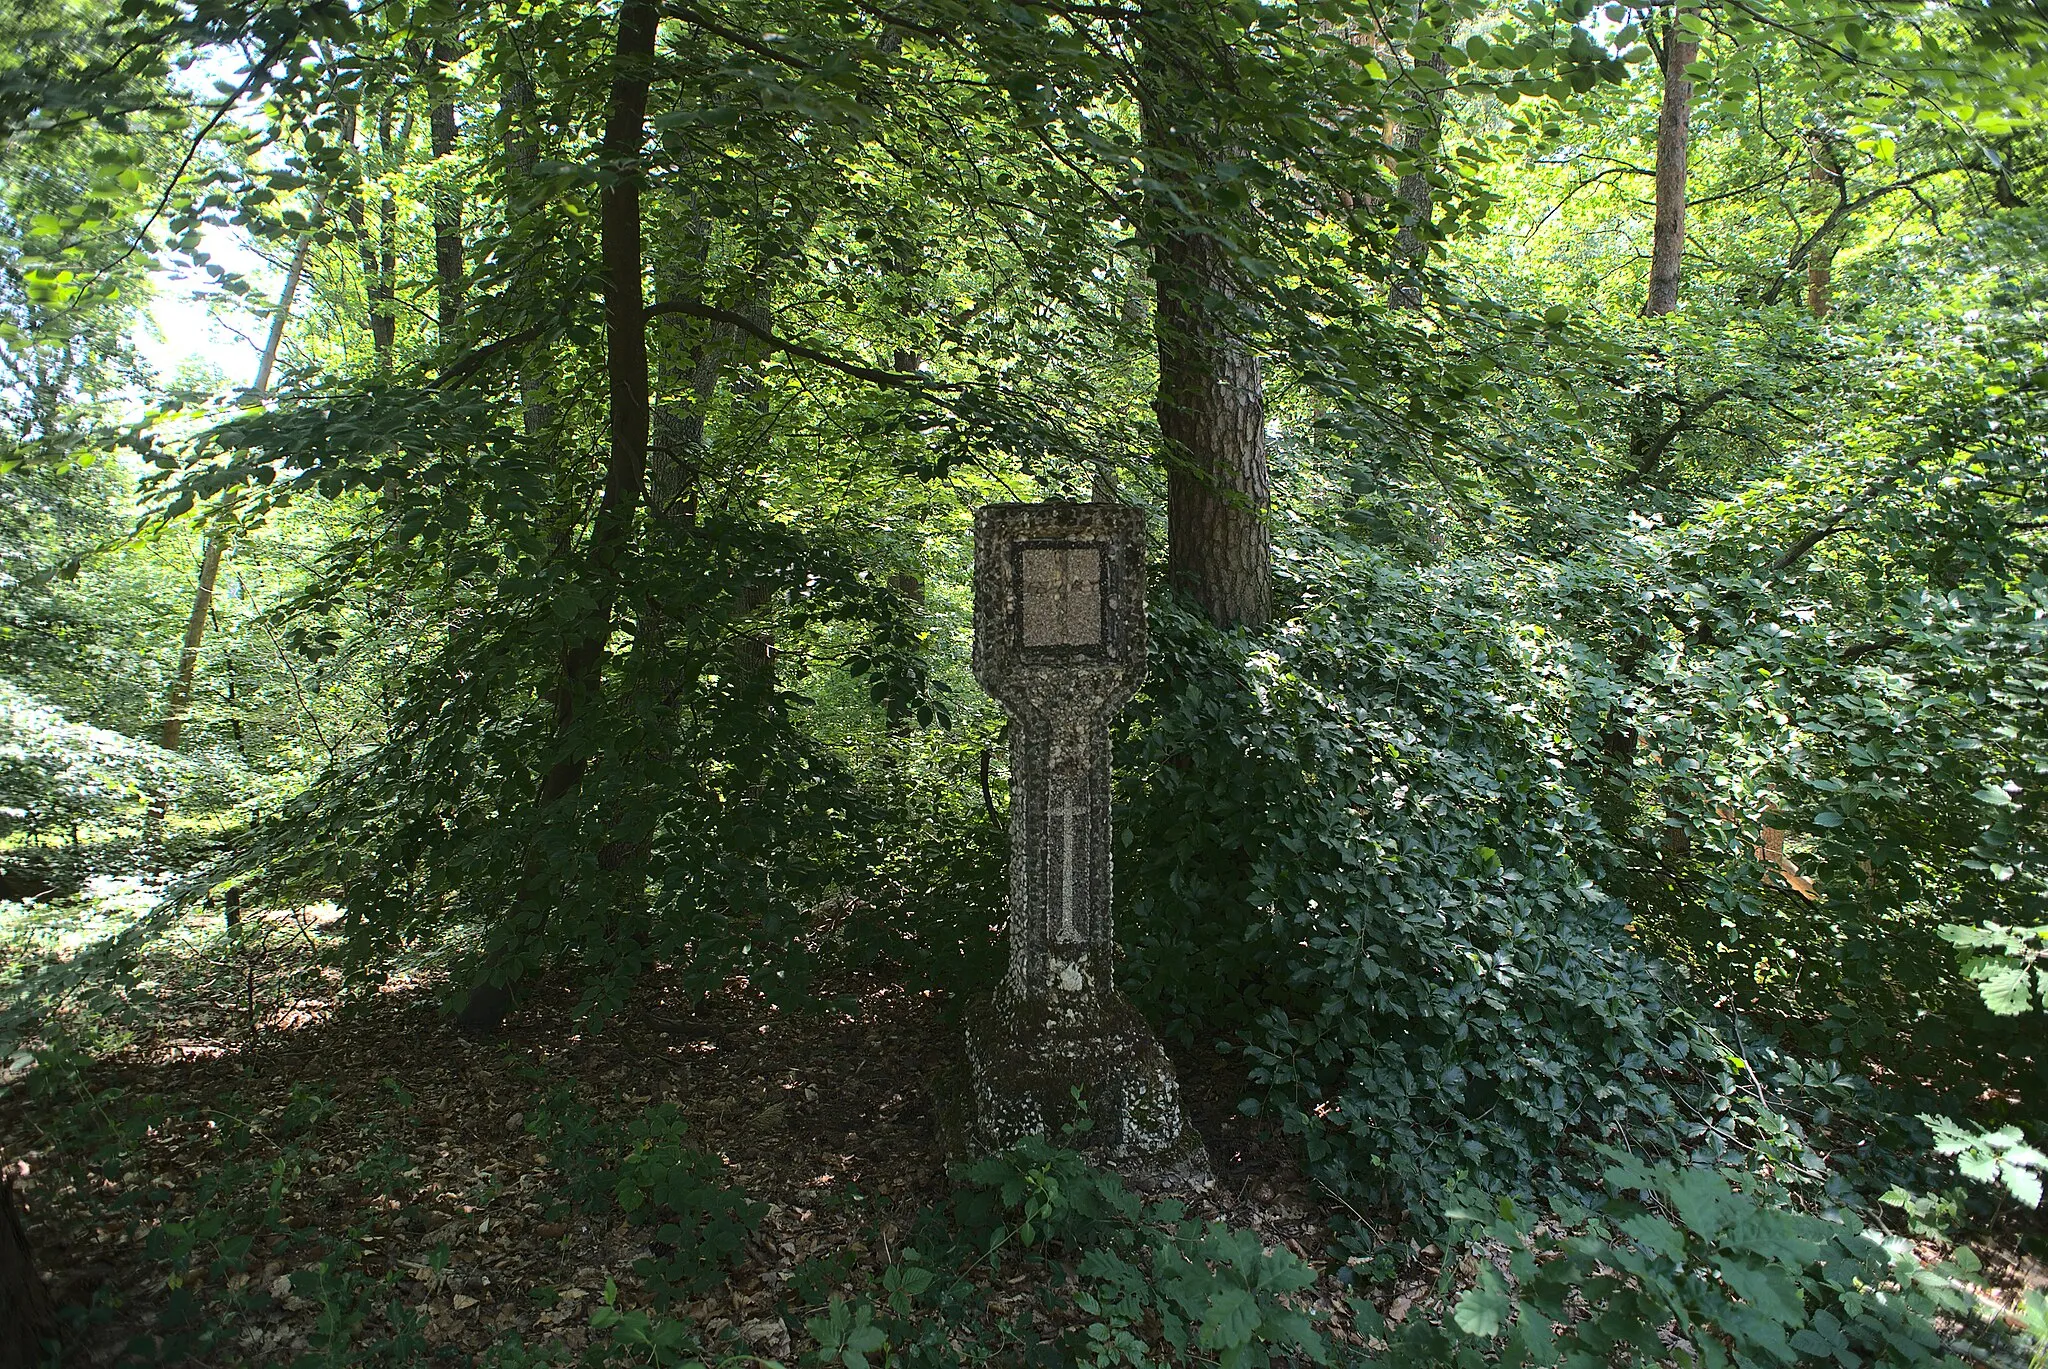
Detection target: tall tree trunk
<box><xmin>348</xmin><ymin>101</ymin><xmax>403</xmax><ymax>367</ymax></box>
<box><xmin>503</xmin><ymin>68</ymin><xmax>550</xmax><ymax>436</ymax></box>
<box><xmin>648</xmin><ymin>219</ymin><xmax>714</xmax><ymax>528</ymax></box>
<box><xmin>1389</xmin><ymin>41</ymin><xmax>1448</xmax><ymax>310</ymax></box>
<box><xmin>377</xmin><ymin>180</ymin><xmax>397</xmax><ymax>360</ymax></box>
<box><xmin>161</xmin><ymin>535</ymin><xmax>224</xmax><ymax>752</ymax></box>
<box><xmin>340</xmin><ymin>104</ymin><xmax>395</xmax><ymax>367</ymax></box>
<box><xmin>1645</xmin><ymin>5</ymin><xmax>1700</xmax><ymax>317</ymax></box>
<box><xmin>1805</xmin><ymin>129</ymin><xmax>1840</xmax><ymax>319</ymax></box>
<box><xmin>1153</xmin><ymin>230</ymin><xmax>1272</xmax><ymax>629</ymax></box>
<box><xmin>161</xmin><ymin>232</ymin><xmax>311</xmax><ymax>751</ymax></box>
<box><xmin>457</xmin><ymin>0</ymin><xmax>658</xmax><ymax>1031</ymax></box>
<box><xmin>431</xmin><ymin>40</ymin><xmax>465</xmax><ymax>342</ymax></box>
<box><xmin>1389</xmin><ymin>130</ymin><xmax>1433</xmax><ymax>309</ymax></box>
<box><xmin>1138</xmin><ymin>3</ymin><xmax>1272</xmax><ymax>631</ymax></box>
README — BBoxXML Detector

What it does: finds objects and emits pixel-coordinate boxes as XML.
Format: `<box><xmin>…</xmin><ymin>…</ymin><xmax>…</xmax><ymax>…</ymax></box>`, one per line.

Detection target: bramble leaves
<box><xmin>1923</xmin><ymin>1115</ymin><xmax>2047</xmax><ymax>1208</ymax></box>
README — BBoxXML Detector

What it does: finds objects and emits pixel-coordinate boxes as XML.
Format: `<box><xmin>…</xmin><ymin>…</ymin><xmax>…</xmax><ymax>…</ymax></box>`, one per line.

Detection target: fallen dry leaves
<box><xmin>1</xmin><ymin>913</ymin><xmax>1410</xmax><ymax>1365</ymax></box>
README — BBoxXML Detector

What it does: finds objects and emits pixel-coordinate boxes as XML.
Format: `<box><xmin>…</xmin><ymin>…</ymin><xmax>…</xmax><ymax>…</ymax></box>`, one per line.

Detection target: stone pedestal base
<box><xmin>960</xmin><ymin>983</ymin><xmax>1211</xmax><ymax>1189</ymax></box>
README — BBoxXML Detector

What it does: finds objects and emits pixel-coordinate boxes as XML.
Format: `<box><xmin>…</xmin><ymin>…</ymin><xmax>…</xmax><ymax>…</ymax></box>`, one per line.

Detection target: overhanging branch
<box><xmin>642</xmin><ymin>298</ymin><xmax>935</xmax><ymax>388</ymax></box>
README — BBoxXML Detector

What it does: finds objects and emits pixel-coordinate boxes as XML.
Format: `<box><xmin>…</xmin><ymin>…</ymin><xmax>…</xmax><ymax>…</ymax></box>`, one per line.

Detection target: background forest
<box><xmin>2</xmin><ymin>0</ymin><xmax>2047</xmax><ymax>1364</ymax></box>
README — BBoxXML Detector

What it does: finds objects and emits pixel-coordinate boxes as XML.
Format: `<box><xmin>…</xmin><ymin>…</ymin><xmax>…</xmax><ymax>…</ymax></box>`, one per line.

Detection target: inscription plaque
<box><xmin>1016</xmin><ymin>543</ymin><xmax>1106</xmax><ymax>649</ymax></box>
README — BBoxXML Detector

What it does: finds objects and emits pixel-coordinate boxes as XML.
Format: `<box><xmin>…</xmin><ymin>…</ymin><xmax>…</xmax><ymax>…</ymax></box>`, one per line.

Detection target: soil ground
<box><xmin>1</xmin><ymin>906</ymin><xmax>1411</xmax><ymax>1364</ymax></box>
<box><xmin>4</xmin><ymin>903</ymin><xmax>2043</xmax><ymax>1365</ymax></box>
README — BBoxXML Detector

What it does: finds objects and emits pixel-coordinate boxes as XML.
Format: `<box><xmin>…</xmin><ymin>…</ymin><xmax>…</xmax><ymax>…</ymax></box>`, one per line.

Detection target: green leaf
<box><xmin>1979</xmin><ymin>968</ymin><xmax>2034</xmax><ymax>1016</ymax></box>
<box><xmin>1203</xmin><ymin>1285</ymin><xmax>1263</xmax><ymax>1348</ymax></box>
<box><xmin>1454</xmin><ymin>1268</ymin><xmax>1511</xmax><ymax>1337</ymax></box>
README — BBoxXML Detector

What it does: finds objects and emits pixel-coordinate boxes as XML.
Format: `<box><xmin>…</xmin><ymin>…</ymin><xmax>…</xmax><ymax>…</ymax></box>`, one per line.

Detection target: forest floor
<box><xmin>1</xmin><ymin>899</ymin><xmax>1418</xmax><ymax>1365</ymax></box>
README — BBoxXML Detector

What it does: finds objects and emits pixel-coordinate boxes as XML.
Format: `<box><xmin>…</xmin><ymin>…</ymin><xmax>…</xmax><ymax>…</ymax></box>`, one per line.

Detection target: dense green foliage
<box><xmin>1417</xmin><ymin>1154</ymin><xmax>1990</xmax><ymax>1368</ymax></box>
<box><xmin>1122</xmin><ymin>564</ymin><xmax>1721</xmax><ymax>1221</ymax></box>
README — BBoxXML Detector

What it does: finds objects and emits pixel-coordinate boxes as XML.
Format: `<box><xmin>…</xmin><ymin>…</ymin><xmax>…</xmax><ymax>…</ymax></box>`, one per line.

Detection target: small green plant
<box><xmin>617</xmin><ymin>1105</ymin><xmax>767</xmax><ymax>1302</ymax></box>
<box><xmin>589</xmin><ymin>1277</ymin><xmax>715</xmax><ymax>1367</ymax></box>
<box><xmin>526</xmin><ymin>1093</ymin><xmax>764</xmax><ymax>1305</ymax></box>
<box><xmin>1877</xmin><ymin>1184</ymin><xmax>1965</xmax><ymax>1241</ymax></box>
<box><xmin>1939</xmin><ymin>921</ymin><xmax>2048</xmax><ymax>1016</ymax></box>
<box><xmin>2016</xmin><ymin>1291</ymin><xmax>2048</xmax><ymax>1369</ymax></box>
<box><xmin>787</xmin><ymin>1248</ymin><xmax>860</xmax><ymax>1307</ymax></box>
<box><xmin>952</xmin><ymin>1132</ymin><xmax>1143</xmax><ymax>1255</ymax></box>
<box><xmin>823</xmin><ymin>1137</ymin><xmax>1326</xmax><ymax>1369</ymax></box>
<box><xmin>806</xmin><ymin>1294</ymin><xmax>888</xmax><ymax>1369</ymax></box>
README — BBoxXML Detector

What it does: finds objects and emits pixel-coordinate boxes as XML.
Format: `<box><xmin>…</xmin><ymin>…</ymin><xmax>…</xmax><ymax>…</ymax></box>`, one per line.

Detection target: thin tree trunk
<box><xmin>431</xmin><ymin>40</ymin><xmax>464</xmax><ymax>342</ymax></box>
<box><xmin>160</xmin><ymin>535</ymin><xmax>224</xmax><ymax>751</ymax></box>
<box><xmin>1806</xmin><ymin>130</ymin><xmax>1840</xmax><ymax>319</ymax></box>
<box><xmin>251</xmin><ymin>230</ymin><xmax>312</xmax><ymax>396</ymax></box>
<box><xmin>161</xmin><ymin>232</ymin><xmax>311</xmax><ymax>751</ymax></box>
<box><xmin>503</xmin><ymin>68</ymin><xmax>550</xmax><ymax>436</ymax></box>
<box><xmin>373</xmin><ymin>104</ymin><xmax>403</xmax><ymax>365</ymax></box>
<box><xmin>648</xmin><ymin>219</ymin><xmax>714</xmax><ymax>527</ymax></box>
<box><xmin>1139</xmin><ymin>3</ymin><xmax>1272</xmax><ymax>631</ymax></box>
<box><xmin>1389</xmin><ymin>43</ymin><xmax>1448</xmax><ymax>310</ymax></box>
<box><xmin>340</xmin><ymin>105</ymin><xmax>393</xmax><ymax>367</ymax></box>
<box><xmin>457</xmin><ymin>0</ymin><xmax>658</xmax><ymax>1031</ymax></box>
<box><xmin>1646</xmin><ymin>5</ymin><xmax>1700</xmax><ymax>317</ymax></box>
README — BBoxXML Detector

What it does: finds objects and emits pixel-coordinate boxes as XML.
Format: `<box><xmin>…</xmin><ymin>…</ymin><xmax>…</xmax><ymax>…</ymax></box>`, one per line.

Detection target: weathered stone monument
<box><xmin>962</xmin><ymin>502</ymin><xmax>1209</xmax><ymax>1184</ymax></box>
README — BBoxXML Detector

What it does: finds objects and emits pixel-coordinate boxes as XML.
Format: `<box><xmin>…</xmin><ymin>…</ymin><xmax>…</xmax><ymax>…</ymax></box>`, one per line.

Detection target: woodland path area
<box><xmin>2</xmin><ymin>906</ymin><xmax>1392</xmax><ymax>1365</ymax></box>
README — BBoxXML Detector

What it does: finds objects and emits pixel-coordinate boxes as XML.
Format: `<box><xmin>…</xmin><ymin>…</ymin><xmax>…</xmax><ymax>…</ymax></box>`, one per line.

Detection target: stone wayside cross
<box><xmin>963</xmin><ymin>502</ymin><xmax>1209</xmax><ymax>1184</ymax></box>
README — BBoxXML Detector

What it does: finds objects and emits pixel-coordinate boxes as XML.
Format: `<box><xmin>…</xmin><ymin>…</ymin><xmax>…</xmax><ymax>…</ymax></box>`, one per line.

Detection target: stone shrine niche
<box><xmin>958</xmin><ymin>501</ymin><xmax>1209</xmax><ymax>1188</ymax></box>
<box><xmin>1015</xmin><ymin>542</ymin><xmax>1106</xmax><ymax>651</ymax></box>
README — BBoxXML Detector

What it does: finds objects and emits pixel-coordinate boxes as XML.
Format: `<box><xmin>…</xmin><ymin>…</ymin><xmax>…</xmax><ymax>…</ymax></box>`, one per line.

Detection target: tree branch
<box><xmin>1761</xmin><ymin>163</ymin><xmax>2018</xmax><ymax>306</ymax></box>
<box><xmin>663</xmin><ymin>0</ymin><xmax>815</xmax><ymax>70</ymax></box>
<box><xmin>433</xmin><ymin>324</ymin><xmax>545</xmax><ymax>388</ymax></box>
<box><xmin>436</xmin><ymin>300</ymin><xmax>943</xmax><ymax>394</ymax></box>
<box><xmin>642</xmin><ymin>298</ymin><xmax>934</xmax><ymax>388</ymax></box>
<box><xmin>1766</xmin><ymin>449</ymin><xmax>1931</xmax><ymax>574</ymax></box>
<box><xmin>78</xmin><ymin>43</ymin><xmax>286</xmax><ymax>300</ymax></box>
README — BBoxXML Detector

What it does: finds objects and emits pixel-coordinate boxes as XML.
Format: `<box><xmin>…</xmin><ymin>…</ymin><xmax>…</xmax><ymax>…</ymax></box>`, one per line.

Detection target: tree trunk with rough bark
<box><xmin>1138</xmin><ymin>3</ymin><xmax>1272</xmax><ymax>631</ymax></box>
<box><xmin>503</xmin><ymin>69</ymin><xmax>550</xmax><ymax>436</ymax></box>
<box><xmin>431</xmin><ymin>41</ymin><xmax>464</xmax><ymax>342</ymax></box>
<box><xmin>361</xmin><ymin>102</ymin><xmax>405</xmax><ymax>364</ymax></box>
<box><xmin>457</xmin><ymin>0</ymin><xmax>658</xmax><ymax>1032</ymax></box>
<box><xmin>1806</xmin><ymin>130</ymin><xmax>1840</xmax><ymax>319</ymax></box>
<box><xmin>648</xmin><ymin>219</ymin><xmax>715</xmax><ymax>528</ymax></box>
<box><xmin>1</xmin><ymin>1171</ymin><xmax>56</xmax><ymax>1369</ymax></box>
<box><xmin>340</xmin><ymin>104</ymin><xmax>395</xmax><ymax>367</ymax></box>
<box><xmin>1646</xmin><ymin>5</ymin><xmax>1700</xmax><ymax>317</ymax></box>
<box><xmin>1389</xmin><ymin>42</ymin><xmax>1448</xmax><ymax>310</ymax></box>
<box><xmin>1153</xmin><ymin>227</ymin><xmax>1272</xmax><ymax>630</ymax></box>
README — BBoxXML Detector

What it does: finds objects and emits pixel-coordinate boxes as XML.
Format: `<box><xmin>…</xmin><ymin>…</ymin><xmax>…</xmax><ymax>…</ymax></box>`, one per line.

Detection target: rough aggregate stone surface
<box><xmin>964</xmin><ymin>501</ymin><xmax>1209</xmax><ymax>1186</ymax></box>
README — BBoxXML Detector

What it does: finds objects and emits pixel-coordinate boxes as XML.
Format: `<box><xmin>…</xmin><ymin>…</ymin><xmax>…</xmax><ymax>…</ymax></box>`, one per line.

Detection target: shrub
<box><xmin>0</xmin><ymin>680</ymin><xmax>204</xmax><ymax>845</ymax></box>
<box><xmin>1118</xmin><ymin>554</ymin><xmax>1725</xmax><ymax>1232</ymax></box>
<box><xmin>804</xmin><ymin>1136</ymin><xmax>1329</xmax><ymax>1369</ymax></box>
<box><xmin>1377</xmin><ymin>1152</ymin><xmax>1991</xmax><ymax>1369</ymax></box>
